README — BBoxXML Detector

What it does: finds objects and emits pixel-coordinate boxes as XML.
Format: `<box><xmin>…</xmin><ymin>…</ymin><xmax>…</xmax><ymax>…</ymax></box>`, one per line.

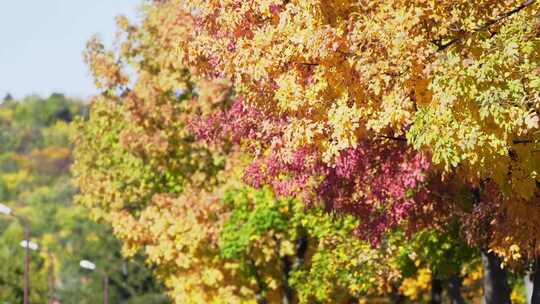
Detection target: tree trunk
<box><xmin>482</xmin><ymin>250</ymin><xmax>511</xmax><ymax>304</ymax></box>
<box><xmin>281</xmin><ymin>255</ymin><xmax>294</xmax><ymax>304</ymax></box>
<box><xmin>430</xmin><ymin>277</ymin><xmax>443</xmax><ymax>304</ymax></box>
<box><xmin>531</xmin><ymin>257</ymin><xmax>540</xmax><ymax>304</ymax></box>
<box><xmin>256</xmin><ymin>295</ymin><xmax>268</xmax><ymax>304</ymax></box>
<box><xmin>392</xmin><ymin>293</ymin><xmax>407</xmax><ymax>304</ymax></box>
<box><xmin>448</xmin><ymin>275</ymin><xmax>465</xmax><ymax>304</ymax></box>
<box><xmin>294</xmin><ymin>236</ymin><xmax>308</xmax><ymax>268</ymax></box>
<box><xmin>281</xmin><ymin>235</ymin><xmax>308</xmax><ymax>304</ymax></box>
<box><xmin>390</xmin><ymin>285</ymin><xmax>407</xmax><ymax>304</ymax></box>
<box><xmin>526</xmin><ymin>273</ymin><xmax>534</xmax><ymax>304</ymax></box>
<box><xmin>249</xmin><ymin>258</ymin><xmax>268</xmax><ymax>304</ymax></box>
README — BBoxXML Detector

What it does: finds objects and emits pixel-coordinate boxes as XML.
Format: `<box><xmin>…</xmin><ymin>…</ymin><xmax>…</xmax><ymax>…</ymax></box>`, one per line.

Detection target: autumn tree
<box><xmin>0</xmin><ymin>94</ymin><xmax>167</xmax><ymax>303</ymax></box>
<box><xmin>75</xmin><ymin>0</ymin><xmax>540</xmax><ymax>303</ymax></box>
<box><xmin>148</xmin><ymin>1</ymin><xmax>540</xmax><ymax>302</ymax></box>
<box><xmin>74</xmin><ymin>6</ymin><xmax>447</xmax><ymax>302</ymax></box>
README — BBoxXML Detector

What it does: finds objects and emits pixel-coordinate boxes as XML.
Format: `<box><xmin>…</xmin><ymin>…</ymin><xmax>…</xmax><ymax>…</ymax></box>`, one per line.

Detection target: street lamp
<box><xmin>20</xmin><ymin>240</ymin><xmax>39</xmax><ymax>251</ymax></box>
<box><xmin>22</xmin><ymin>241</ymin><xmax>59</xmax><ymax>304</ymax></box>
<box><xmin>79</xmin><ymin>260</ymin><xmax>96</xmax><ymax>270</ymax></box>
<box><xmin>22</xmin><ymin>242</ymin><xmax>57</xmax><ymax>304</ymax></box>
<box><xmin>0</xmin><ymin>203</ymin><xmax>31</xmax><ymax>304</ymax></box>
<box><xmin>0</xmin><ymin>204</ymin><xmax>11</xmax><ymax>215</ymax></box>
<box><xmin>80</xmin><ymin>259</ymin><xmax>109</xmax><ymax>304</ymax></box>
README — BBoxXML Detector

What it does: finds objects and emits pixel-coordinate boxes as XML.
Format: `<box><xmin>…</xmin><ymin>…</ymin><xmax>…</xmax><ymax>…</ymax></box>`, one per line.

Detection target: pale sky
<box><xmin>0</xmin><ymin>1</ymin><xmax>141</xmax><ymax>100</ymax></box>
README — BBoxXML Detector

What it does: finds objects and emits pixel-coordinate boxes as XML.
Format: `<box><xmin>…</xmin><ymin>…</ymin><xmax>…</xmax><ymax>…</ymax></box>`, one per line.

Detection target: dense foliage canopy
<box><xmin>73</xmin><ymin>0</ymin><xmax>540</xmax><ymax>303</ymax></box>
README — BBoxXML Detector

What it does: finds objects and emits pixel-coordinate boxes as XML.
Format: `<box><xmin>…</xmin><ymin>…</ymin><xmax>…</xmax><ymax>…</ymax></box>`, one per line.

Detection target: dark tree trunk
<box><xmin>294</xmin><ymin>236</ymin><xmax>308</xmax><ymax>268</ymax></box>
<box><xmin>482</xmin><ymin>250</ymin><xmax>511</xmax><ymax>304</ymax></box>
<box><xmin>448</xmin><ymin>275</ymin><xmax>465</xmax><ymax>304</ymax></box>
<box><xmin>256</xmin><ymin>295</ymin><xmax>268</xmax><ymax>304</ymax></box>
<box><xmin>531</xmin><ymin>257</ymin><xmax>540</xmax><ymax>304</ymax></box>
<box><xmin>281</xmin><ymin>255</ymin><xmax>294</xmax><ymax>304</ymax></box>
<box><xmin>430</xmin><ymin>277</ymin><xmax>443</xmax><ymax>304</ymax></box>
<box><xmin>281</xmin><ymin>235</ymin><xmax>308</xmax><ymax>304</ymax></box>
<box><xmin>249</xmin><ymin>258</ymin><xmax>268</xmax><ymax>304</ymax></box>
<box><xmin>390</xmin><ymin>285</ymin><xmax>407</xmax><ymax>304</ymax></box>
<box><xmin>392</xmin><ymin>293</ymin><xmax>407</xmax><ymax>304</ymax></box>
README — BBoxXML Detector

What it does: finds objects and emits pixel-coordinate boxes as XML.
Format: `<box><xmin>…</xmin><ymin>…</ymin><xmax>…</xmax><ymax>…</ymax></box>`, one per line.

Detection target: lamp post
<box><xmin>18</xmin><ymin>239</ymin><xmax>57</xmax><ymax>304</ymax></box>
<box><xmin>42</xmin><ymin>250</ymin><xmax>56</xmax><ymax>304</ymax></box>
<box><xmin>80</xmin><ymin>259</ymin><xmax>109</xmax><ymax>304</ymax></box>
<box><xmin>0</xmin><ymin>203</ymin><xmax>31</xmax><ymax>304</ymax></box>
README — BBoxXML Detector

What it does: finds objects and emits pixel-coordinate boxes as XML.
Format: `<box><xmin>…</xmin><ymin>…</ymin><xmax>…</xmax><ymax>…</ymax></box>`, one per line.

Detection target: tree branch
<box><xmin>476</xmin><ymin>0</ymin><xmax>536</xmax><ymax>32</ymax></box>
<box><xmin>513</xmin><ymin>139</ymin><xmax>536</xmax><ymax>144</ymax></box>
<box><xmin>378</xmin><ymin>135</ymin><xmax>408</xmax><ymax>142</ymax></box>
<box><xmin>433</xmin><ymin>0</ymin><xmax>536</xmax><ymax>51</ymax></box>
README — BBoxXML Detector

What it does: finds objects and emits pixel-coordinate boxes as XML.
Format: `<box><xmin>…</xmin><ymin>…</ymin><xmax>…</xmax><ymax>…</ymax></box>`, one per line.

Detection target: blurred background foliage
<box><xmin>0</xmin><ymin>93</ymin><xmax>169</xmax><ymax>304</ymax></box>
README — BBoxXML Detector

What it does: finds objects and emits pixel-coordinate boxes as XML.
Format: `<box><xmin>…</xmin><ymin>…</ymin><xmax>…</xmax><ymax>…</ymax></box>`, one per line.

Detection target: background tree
<box><xmin>0</xmin><ymin>94</ymin><xmax>168</xmax><ymax>303</ymax></box>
